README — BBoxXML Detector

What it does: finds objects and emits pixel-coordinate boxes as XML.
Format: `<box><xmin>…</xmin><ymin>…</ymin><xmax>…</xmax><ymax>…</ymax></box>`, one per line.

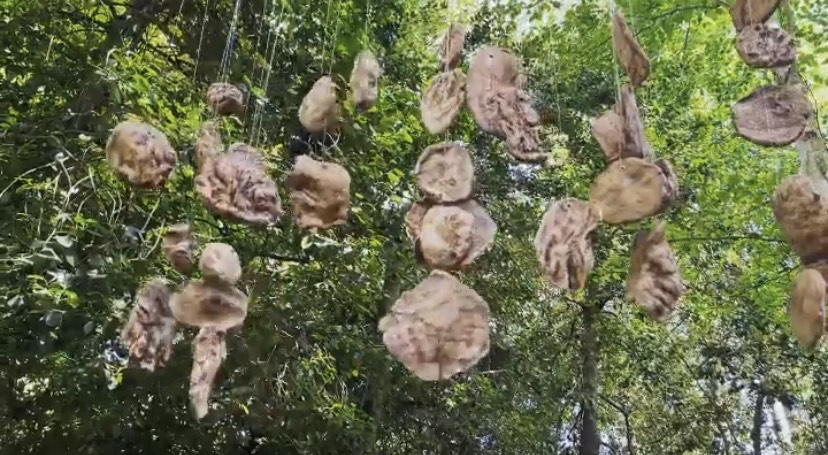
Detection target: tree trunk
<box><xmin>751</xmin><ymin>390</ymin><xmax>765</xmax><ymax>455</ymax></box>
<box><xmin>580</xmin><ymin>303</ymin><xmax>600</xmax><ymax>455</ymax></box>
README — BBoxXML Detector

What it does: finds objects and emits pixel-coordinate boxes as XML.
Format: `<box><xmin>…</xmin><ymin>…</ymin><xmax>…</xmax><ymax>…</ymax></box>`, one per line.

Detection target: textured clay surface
<box><xmin>350</xmin><ymin>51</ymin><xmax>381</xmax><ymax>112</ymax></box>
<box><xmin>189</xmin><ymin>327</ymin><xmax>227</xmax><ymax>419</ymax></box>
<box><xmin>286</xmin><ymin>155</ymin><xmax>351</xmax><ymax>229</ymax></box>
<box><xmin>736</xmin><ymin>23</ymin><xmax>796</xmax><ymax>68</ymax></box>
<box><xmin>440</xmin><ymin>23</ymin><xmax>468</xmax><ymax>71</ymax></box>
<box><xmin>730</xmin><ymin>0</ymin><xmax>780</xmax><ymax>31</ymax></box>
<box><xmin>590</xmin><ymin>157</ymin><xmax>678</xmax><ymax>224</ymax></box>
<box><xmin>626</xmin><ymin>220</ymin><xmax>683</xmax><ymax>322</ymax></box>
<box><xmin>378</xmin><ymin>270</ymin><xmax>490</xmax><ymax>381</ymax></box>
<box><xmin>169</xmin><ymin>280</ymin><xmax>248</xmax><ymax>331</ymax></box>
<box><xmin>195</xmin><ymin>143</ymin><xmax>282</xmax><ymax>226</ymax></box>
<box><xmin>194</xmin><ymin>120</ymin><xmax>223</xmax><ymax>169</ymax></box>
<box><xmin>299</xmin><ymin>76</ymin><xmax>340</xmax><ymax>133</ymax></box>
<box><xmin>790</xmin><ymin>268</ymin><xmax>825</xmax><ymax>349</ymax></box>
<box><xmin>120</xmin><ymin>278</ymin><xmax>176</xmax><ymax>372</ymax></box>
<box><xmin>414</xmin><ymin>142</ymin><xmax>474</xmax><ymax>203</ymax></box>
<box><xmin>773</xmin><ymin>175</ymin><xmax>828</xmax><ymax>263</ymax></box>
<box><xmin>418</xmin><ymin>201</ymin><xmax>496</xmax><ymax>270</ymax></box>
<box><xmin>162</xmin><ymin>223</ymin><xmax>194</xmax><ymax>274</ymax></box>
<box><xmin>206</xmin><ymin>82</ymin><xmax>245</xmax><ymax>116</ymax></box>
<box><xmin>105</xmin><ymin>121</ymin><xmax>177</xmax><ymax>188</ymax></box>
<box><xmin>612</xmin><ymin>10</ymin><xmax>650</xmax><ymax>87</ymax></box>
<box><xmin>199</xmin><ymin>242</ymin><xmax>242</xmax><ymax>284</ymax></box>
<box><xmin>534</xmin><ymin>198</ymin><xmax>600</xmax><ymax>291</ymax></box>
<box><xmin>732</xmin><ymin>85</ymin><xmax>813</xmax><ymax>147</ymax></box>
<box><xmin>420</xmin><ymin>69</ymin><xmax>466</xmax><ymax>134</ymax></box>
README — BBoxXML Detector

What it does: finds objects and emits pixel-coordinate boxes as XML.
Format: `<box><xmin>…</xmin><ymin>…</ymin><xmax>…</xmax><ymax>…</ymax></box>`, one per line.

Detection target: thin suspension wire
<box><xmin>443</xmin><ymin>0</ymin><xmax>453</xmax><ymax>144</ymax></box>
<box><xmin>252</xmin><ymin>2</ymin><xmax>288</xmax><ymax>147</ymax></box>
<box><xmin>326</xmin><ymin>0</ymin><xmax>343</xmax><ymax>75</ymax></box>
<box><xmin>178</xmin><ymin>0</ymin><xmax>187</xmax><ymax>16</ymax></box>
<box><xmin>192</xmin><ymin>0</ymin><xmax>211</xmax><ymax>82</ymax></box>
<box><xmin>320</xmin><ymin>0</ymin><xmax>335</xmax><ymax>73</ymax></box>
<box><xmin>247</xmin><ymin>0</ymin><xmax>274</xmax><ymax>141</ymax></box>
<box><xmin>219</xmin><ymin>0</ymin><xmax>244</xmax><ymax>82</ymax></box>
<box><xmin>608</xmin><ymin>0</ymin><xmax>622</xmax><ymax>103</ymax></box>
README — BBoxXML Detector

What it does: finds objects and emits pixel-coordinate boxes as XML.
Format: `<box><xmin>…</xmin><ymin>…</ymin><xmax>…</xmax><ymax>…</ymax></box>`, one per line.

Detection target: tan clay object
<box><xmin>162</xmin><ymin>223</ymin><xmax>194</xmax><ymax>274</ymax></box>
<box><xmin>105</xmin><ymin>121</ymin><xmax>177</xmax><ymax>188</ymax></box>
<box><xmin>618</xmin><ymin>85</ymin><xmax>652</xmax><ymax>159</ymax></box>
<box><xmin>773</xmin><ymin>175</ymin><xmax>828</xmax><ymax>263</ymax></box>
<box><xmin>299</xmin><ymin>76</ymin><xmax>340</xmax><ymax>132</ymax></box>
<box><xmin>285</xmin><ymin>155</ymin><xmax>351</xmax><ymax>229</ymax></box>
<box><xmin>169</xmin><ymin>280</ymin><xmax>248</xmax><ymax>331</ymax></box>
<box><xmin>120</xmin><ymin>278</ymin><xmax>176</xmax><ymax>372</ymax></box>
<box><xmin>350</xmin><ymin>51</ymin><xmax>381</xmax><ymax>112</ymax></box>
<box><xmin>534</xmin><ymin>198</ymin><xmax>600</xmax><ymax>291</ymax></box>
<box><xmin>414</xmin><ymin>142</ymin><xmax>474</xmax><ymax>203</ymax></box>
<box><xmin>206</xmin><ymin>82</ymin><xmax>245</xmax><ymax>116</ymax></box>
<box><xmin>405</xmin><ymin>200</ymin><xmax>432</xmax><ymax>243</ymax></box>
<box><xmin>591</xmin><ymin>109</ymin><xmax>626</xmax><ymax>162</ymax></box>
<box><xmin>199</xmin><ymin>242</ymin><xmax>242</xmax><ymax>284</ymax></box>
<box><xmin>440</xmin><ymin>23</ymin><xmax>468</xmax><ymax>71</ymax></box>
<box><xmin>195</xmin><ymin>143</ymin><xmax>282</xmax><ymax>226</ymax></box>
<box><xmin>733</xmin><ymin>85</ymin><xmax>813</xmax><ymax>147</ymax></box>
<box><xmin>590</xmin><ymin>157</ymin><xmax>678</xmax><ymax>224</ymax></box>
<box><xmin>418</xmin><ymin>201</ymin><xmax>496</xmax><ymax>270</ymax></box>
<box><xmin>736</xmin><ymin>23</ymin><xmax>796</xmax><ymax>68</ymax></box>
<box><xmin>730</xmin><ymin>0</ymin><xmax>780</xmax><ymax>31</ymax></box>
<box><xmin>790</xmin><ymin>268</ymin><xmax>825</xmax><ymax>349</ymax></box>
<box><xmin>420</xmin><ymin>69</ymin><xmax>466</xmax><ymax>135</ymax></box>
<box><xmin>378</xmin><ymin>270</ymin><xmax>490</xmax><ymax>381</ymax></box>
<box><xmin>194</xmin><ymin>120</ymin><xmax>223</xmax><ymax>169</ymax></box>
<box><xmin>189</xmin><ymin>327</ymin><xmax>227</xmax><ymax>419</ymax></box>
<box><xmin>626</xmin><ymin>220</ymin><xmax>683</xmax><ymax>322</ymax></box>
<box><xmin>612</xmin><ymin>10</ymin><xmax>650</xmax><ymax>88</ymax></box>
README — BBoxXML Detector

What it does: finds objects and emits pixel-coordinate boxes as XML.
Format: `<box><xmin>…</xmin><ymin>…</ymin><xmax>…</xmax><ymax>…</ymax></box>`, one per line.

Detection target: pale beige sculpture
<box><xmin>440</xmin><ymin>23</ymin><xmax>468</xmax><ymax>71</ymax></box>
<box><xmin>418</xmin><ymin>201</ymin><xmax>496</xmax><ymax>270</ymax></box>
<box><xmin>189</xmin><ymin>327</ymin><xmax>227</xmax><ymax>419</ymax></box>
<box><xmin>350</xmin><ymin>51</ymin><xmax>381</xmax><ymax>112</ymax></box>
<box><xmin>405</xmin><ymin>200</ymin><xmax>432</xmax><ymax>243</ymax></box>
<box><xmin>206</xmin><ymin>82</ymin><xmax>245</xmax><ymax>116</ymax></box>
<box><xmin>730</xmin><ymin>0</ymin><xmax>780</xmax><ymax>31</ymax></box>
<box><xmin>169</xmin><ymin>280</ymin><xmax>248</xmax><ymax>331</ymax></box>
<box><xmin>105</xmin><ymin>121</ymin><xmax>177</xmax><ymax>188</ymax></box>
<box><xmin>773</xmin><ymin>175</ymin><xmax>828</xmax><ymax>264</ymax></box>
<box><xmin>790</xmin><ymin>268</ymin><xmax>825</xmax><ymax>349</ymax></box>
<box><xmin>420</xmin><ymin>69</ymin><xmax>466</xmax><ymax>134</ymax></box>
<box><xmin>732</xmin><ymin>85</ymin><xmax>813</xmax><ymax>147</ymax></box>
<box><xmin>162</xmin><ymin>223</ymin><xmax>194</xmax><ymax>274</ymax></box>
<box><xmin>285</xmin><ymin>155</ymin><xmax>351</xmax><ymax>229</ymax></box>
<box><xmin>378</xmin><ymin>270</ymin><xmax>490</xmax><ymax>381</ymax></box>
<box><xmin>626</xmin><ymin>221</ymin><xmax>683</xmax><ymax>322</ymax></box>
<box><xmin>120</xmin><ymin>278</ymin><xmax>176</xmax><ymax>372</ymax></box>
<box><xmin>299</xmin><ymin>76</ymin><xmax>340</xmax><ymax>132</ymax></box>
<box><xmin>591</xmin><ymin>85</ymin><xmax>651</xmax><ymax>162</ymax></box>
<box><xmin>612</xmin><ymin>10</ymin><xmax>650</xmax><ymax>87</ymax></box>
<box><xmin>195</xmin><ymin>143</ymin><xmax>282</xmax><ymax>226</ymax></box>
<box><xmin>199</xmin><ymin>242</ymin><xmax>242</xmax><ymax>284</ymax></box>
<box><xmin>591</xmin><ymin>109</ymin><xmax>626</xmax><ymax>162</ymax></box>
<box><xmin>736</xmin><ymin>23</ymin><xmax>796</xmax><ymax>68</ymax></box>
<box><xmin>534</xmin><ymin>198</ymin><xmax>600</xmax><ymax>291</ymax></box>
<box><xmin>414</xmin><ymin>142</ymin><xmax>474</xmax><ymax>203</ymax></box>
<box><xmin>590</xmin><ymin>157</ymin><xmax>678</xmax><ymax>224</ymax></box>
<box><xmin>194</xmin><ymin>120</ymin><xmax>222</xmax><ymax>169</ymax></box>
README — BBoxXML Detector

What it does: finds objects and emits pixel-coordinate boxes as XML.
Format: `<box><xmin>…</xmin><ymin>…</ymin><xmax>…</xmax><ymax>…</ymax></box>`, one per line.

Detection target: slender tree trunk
<box><xmin>751</xmin><ymin>390</ymin><xmax>765</xmax><ymax>455</ymax></box>
<box><xmin>580</xmin><ymin>303</ymin><xmax>600</xmax><ymax>455</ymax></box>
<box><xmin>625</xmin><ymin>412</ymin><xmax>636</xmax><ymax>455</ymax></box>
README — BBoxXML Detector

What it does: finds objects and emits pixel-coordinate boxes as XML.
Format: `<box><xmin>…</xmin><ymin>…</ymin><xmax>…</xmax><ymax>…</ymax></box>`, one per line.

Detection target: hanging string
<box><xmin>178</xmin><ymin>0</ymin><xmax>187</xmax><ymax>16</ymax></box>
<box><xmin>252</xmin><ymin>1</ymin><xmax>288</xmax><ymax>147</ymax></box>
<box><xmin>219</xmin><ymin>0</ymin><xmax>244</xmax><ymax>83</ymax></box>
<box><xmin>192</xmin><ymin>0</ymin><xmax>211</xmax><ymax>82</ymax></box>
<box><xmin>247</xmin><ymin>0</ymin><xmax>274</xmax><ymax>142</ymax></box>
<box><xmin>325</xmin><ymin>0</ymin><xmax>343</xmax><ymax>75</ymax></box>
<box><xmin>443</xmin><ymin>0</ymin><xmax>454</xmax><ymax>145</ymax></box>
<box><xmin>608</xmin><ymin>0</ymin><xmax>622</xmax><ymax>103</ymax></box>
<box><xmin>320</xmin><ymin>0</ymin><xmax>335</xmax><ymax>74</ymax></box>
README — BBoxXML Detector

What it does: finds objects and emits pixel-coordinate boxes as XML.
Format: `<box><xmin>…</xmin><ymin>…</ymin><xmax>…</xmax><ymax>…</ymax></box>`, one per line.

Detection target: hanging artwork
<box><xmin>350</xmin><ymin>51</ymin><xmax>381</xmax><ymax>112</ymax></box>
<box><xmin>285</xmin><ymin>155</ymin><xmax>351</xmax><ymax>229</ymax></box>
<box><xmin>534</xmin><ymin>198</ymin><xmax>600</xmax><ymax>291</ymax></box>
<box><xmin>105</xmin><ymin>121</ymin><xmax>177</xmax><ymax>188</ymax></box>
<box><xmin>299</xmin><ymin>76</ymin><xmax>340</xmax><ymax>133</ymax></box>
<box><xmin>206</xmin><ymin>82</ymin><xmax>246</xmax><ymax>116</ymax></box>
<box><xmin>626</xmin><ymin>221</ymin><xmax>683</xmax><ymax>322</ymax></box>
<box><xmin>732</xmin><ymin>84</ymin><xmax>813</xmax><ymax>147</ymax></box>
<box><xmin>119</xmin><ymin>278</ymin><xmax>177</xmax><ymax>372</ymax></box>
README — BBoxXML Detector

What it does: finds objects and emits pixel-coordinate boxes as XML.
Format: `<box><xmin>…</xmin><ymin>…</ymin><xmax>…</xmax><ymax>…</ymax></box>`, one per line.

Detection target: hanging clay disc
<box><xmin>378</xmin><ymin>270</ymin><xmax>490</xmax><ymax>381</ymax></box>
<box><xmin>418</xmin><ymin>200</ymin><xmax>496</xmax><ymax>270</ymax></box>
<box><xmin>169</xmin><ymin>280</ymin><xmax>248</xmax><ymax>331</ymax></box>
<box><xmin>773</xmin><ymin>175</ymin><xmax>828</xmax><ymax>264</ymax></box>
<box><xmin>497</xmin><ymin>87</ymin><xmax>546</xmax><ymax>163</ymax></box>
<box><xmin>732</xmin><ymin>85</ymin><xmax>813</xmax><ymax>147</ymax></box>
<box><xmin>162</xmin><ymin>223</ymin><xmax>195</xmax><ymax>274</ymax></box>
<box><xmin>415</xmin><ymin>142</ymin><xmax>474</xmax><ymax>203</ymax></box>
<box><xmin>199</xmin><ymin>242</ymin><xmax>242</xmax><ymax>285</ymax></box>
<box><xmin>591</xmin><ymin>109</ymin><xmax>625</xmax><ymax>162</ymax></box>
<box><xmin>405</xmin><ymin>200</ymin><xmax>432</xmax><ymax>243</ymax></box>
<box><xmin>206</xmin><ymin>82</ymin><xmax>245</xmax><ymax>117</ymax></box>
<box><xmin>105</xmin><ymin>121</ymin><xmax>177</xmax><ymax>188</ymax></box>
<box><xmin>736</xmin><ymin>23</ymin><xmax>796</xmax><ymax>68</ymax></box>
<box><xmin>730</xmin><ymin>0</ymin><xmax>780</xmax><ymax>31</ymax></box>
<box><xmin>420</xmin><ymin>69</ymin><xmax>466</xmax><ymax>135</ymax></box>
<box><xmin>286</xmin><ymin>155</ymin><xmax>351</xmax><ymax>229</ymax></box>
<box><xmin>299</xmin><ymin>76</ymin><xmax>340</xmax><ymax>133</ymax></box>
<box><xmin>534</xmin><ymin>198</ymin><xmax>600</xmax><ymax>291</ymax></box>
<box><xmin>627</xmin><ymin>220</ymin><xmax>683</xmax><ymax>322</ymax></box>
<box><xmin>790</xmin><ymin>268</ymin><xmax>825</xmax><ymax>349</ymax></box>
<box><xmin>350</xmin><ymin>51</ymin><xmax>381</xmax><ymax>113</ymax></box>
<box><xmin>440</xmin><ymin>23</ymin><xmax>468</xmax><ymax>71</ymax></box>
<box><xmin>119</xmin><ymin>278</ymin><xmax>176</xmax><ymax>372</ymax></box>
<box><xmin>612</xmin><ymin>10</ymin><xmax>650</xmax><ymax>88</ymax></box>
<box><xmin>189</xmin><ymin>327</ymin><xmax>227</xmax><ymax>419</ymax></box>
<box><xmin>195</xmin><ymin>143</ymin><xmax>282</xmax><ymax>226</ymax></box>
<box><xmin>195</xmin><ymin>120</ymin><xmax>223</xmax><ymax>169</ymax></box>
<box><xmin>590</xmin><ymin>157</ymin><xmax>678</xmax><ymax>224</ymax></box>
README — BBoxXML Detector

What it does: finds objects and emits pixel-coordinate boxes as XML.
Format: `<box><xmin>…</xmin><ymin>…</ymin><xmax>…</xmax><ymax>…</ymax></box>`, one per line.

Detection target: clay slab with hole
<box><xmin>105</xmin><ymin>121</ymin><xmax>177</xmax><ymax>189</ymax></box>
<box><xmin>350</xmin><ymin>51</ymin><xmax>380</xmax><ymax>113</ymax></box>
<box><xmin>286</xmin><ymin>155</ymin><xmax>351</xmax><ymax>229</ymax></box>
<box><xmin>189</xmin><ymin>327</ymin><xmax>227</xmax><ymax>419</ymax></box>
<box><xmin>612</xmin><ymin>10</ymin><xmax>650</xmax><ymax>88</ymax></box>
<box><xmin>299</xmin><ymin>76</ymin><xmax>340</xmax><ymax>133</ymax></box>
<box><xmin>207</xmin><ymin>82</ymin><xmax>245</xmax><ymax>116</ymax></box>
<box><xmin>120</xmin><ymin>278</ymin><xmax>176</xmax><ymax>372</ymax></box>
<box><xmin>415</xmin><ymin>142</ymin><xmax>474</xmax><ymax>203</ymax></box>
<box><xmin>732</xmin><ymin>85</ymin><xmax>813</xmax><ymax>147</ymax></box>
<box><xmin>590</xmin><ymin>157</ymin><xmax>678</xmax><ymax>224</ymax></box>
<box><xmin>378</xmin><ymin>270</ymin><xmax>490</xmax><ymax>381</ymax></box>
<box><xmin>626</xmin><ymin>220</ymin><xmax>683</xmax><ymax>323</ymax></box>
<box><xmin>534</xmin><ymin>198</ymin><xmax>600</xmax><ymax>291</ymax></box>
<box><xmin>790</xmin><ymin>268</ymin><xmax>825</xmax><ymax>349</ymax></box>
<box><xmin>421</xmin><ymin>69</ymin><xmax>466</xmax><ymax>135</ymax></box>
<box><xmin>736</xmin><ymin>23</ymin><xmax>796</xmax><ymax>68</ymax></box>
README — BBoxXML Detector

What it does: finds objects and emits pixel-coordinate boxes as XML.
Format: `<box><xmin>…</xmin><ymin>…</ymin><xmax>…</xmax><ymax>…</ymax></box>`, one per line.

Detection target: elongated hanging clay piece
<box><xmin>790</xmin><ymin>268</ymin><xmax>826</xmax><ymax>349</ymax></box>
<box><xmin>626</xmin><ymin>221</ymin><xmax>683</xmax><ymax>322</ymax></box>
<box><xmin>732</xmin><ymin>85</ymin><xmax>813</xmax><ymax>147</ymax></box>
<box><xmin>440</xmin><ymin>23</ymin><xmax>468</xmax><ymax>71</ymax></box>
<box><xmin>730</xmin><ymin>0</ymin><xmax>780</xmax><ymax>31</ymax></box>
<box><xmin>421</xmin><ymin>69</ymin><xmax>466</xmax><ymax>134</ymax></box>
<box><xmin>299</xmin><ymin>76</ymin><xmax>340</xmax><ymax>132</ymax></box>
<box><xmin>350</xmin><ymin>51</ymin><xmax>381</xmax><ymax>112</ymax></box>
<box><xmin>612</xmin><ymin>10</ymin><xmax>650</xmax><ymax>88</ymax></box>
<box><xmin>534</xmin><ymin>198</ymin><xmax>600</xmax><ymax>291</ymax></box>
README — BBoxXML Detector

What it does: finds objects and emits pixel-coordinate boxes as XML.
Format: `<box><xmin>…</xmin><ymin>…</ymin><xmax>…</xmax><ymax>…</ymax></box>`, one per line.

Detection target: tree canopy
<box><xmin>1</xmin><ymin>0</ymin><xmax>827</xmax><ymax>454</ymax></box>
